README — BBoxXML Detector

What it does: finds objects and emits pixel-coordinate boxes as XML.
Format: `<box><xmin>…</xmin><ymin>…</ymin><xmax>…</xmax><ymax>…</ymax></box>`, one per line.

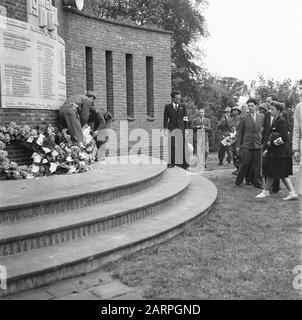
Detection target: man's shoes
<box><xmin>167</xmin><ymin>164</ymin><xmax>175</xmax><ymax>168</ymax></box>
<box><xmin>246</xmin><ymin>182</ymin><xmax>252</xmax><ymax>185</ymax></box>
<box><xmin>283</xmin><ymin>192</ymin><xmax>298</xmax><ymax>201</ymax></box>
<box><xmin>234</xmin><ymin>182</ymin><xmax>241</xmax><ymax>188</ymax></box>
<box><xmin>256</xmin><ymin>190</ymin><xmax>270</xmax><ymax>198</ymax></box>
<box><xmin>218</xmin><ymin>161</ymin><xmax>223</xmax><ymax>166</ymax></box>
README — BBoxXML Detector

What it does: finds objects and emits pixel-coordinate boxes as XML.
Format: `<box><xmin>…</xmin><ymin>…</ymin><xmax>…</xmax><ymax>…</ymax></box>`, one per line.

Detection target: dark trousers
<box><xmin>236</xmin><ymin>148</ymin><xmax>263</xmax><ymax>187</ymax></box>
<box><xmin>229</xmin><ymin>144</ymin><xmax>240</xmax><ymax>169</ymax></box>
<box><xmin>272</xmin><ymin>179</ymin><xmax>280</xmax><ymax>191</ymax></box>
<box><xmin>218</xmin><ymin>143</ymin><xmax>232</xmax><ymax>163</ymax></box>
<box><xmin>59</xmin><ymin>107</ymin><xmax>83</xmax><ymax>143</ymax></box>
<box><xmin>168</xmin><ymin>130</ymin><xmax>188</xmax><ymax>169</ymax></box>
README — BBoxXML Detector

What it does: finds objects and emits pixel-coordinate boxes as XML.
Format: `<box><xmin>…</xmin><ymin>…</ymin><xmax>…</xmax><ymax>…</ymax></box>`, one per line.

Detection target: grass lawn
<box><xmin>103</xmin><ymin>168</ymin><xmax>302</xmax><ymax>299</ymax></box>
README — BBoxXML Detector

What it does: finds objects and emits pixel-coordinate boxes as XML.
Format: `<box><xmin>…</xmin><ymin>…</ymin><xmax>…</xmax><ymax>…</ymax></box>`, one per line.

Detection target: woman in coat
<box><xmin>256</xmin><ymin>101</ymin><xmax>298</xmax><ymax>200</ymax></box>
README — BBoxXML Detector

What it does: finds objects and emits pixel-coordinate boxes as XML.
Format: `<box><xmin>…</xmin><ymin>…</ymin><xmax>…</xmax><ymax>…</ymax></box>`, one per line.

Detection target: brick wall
<box><xmin>59</xmin><ymin>7</ymin><xmax>172</xmax><ymax>158</ymax></box>
<box><xmin>0</xmin><ymin>0</ymin><xmax>27</xmax><ymax>21</ymax></box>
<box><xmin>0</xmin><ymin>0</ymin><xmax>172</xmax><ymax>162</ymax></box>
<box><xmin>0</xmin><ymin>0</ymin><xmax>59</xmax><ymax>163</ymax></box>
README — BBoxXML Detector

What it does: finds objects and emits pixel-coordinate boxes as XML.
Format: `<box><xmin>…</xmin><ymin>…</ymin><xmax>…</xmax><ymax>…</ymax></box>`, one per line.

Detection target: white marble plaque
<box><xmin>0</xmin><ymin>17</ymin><xmax>66</xmax><ymax>110</ymax></box>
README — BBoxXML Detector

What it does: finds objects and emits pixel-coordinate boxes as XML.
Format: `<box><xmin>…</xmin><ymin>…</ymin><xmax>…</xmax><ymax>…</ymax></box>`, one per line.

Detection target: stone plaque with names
<box><xmin>0</xmin><ymin>17</ymin><xmax>66</xmax><ymax>110</ymax></box>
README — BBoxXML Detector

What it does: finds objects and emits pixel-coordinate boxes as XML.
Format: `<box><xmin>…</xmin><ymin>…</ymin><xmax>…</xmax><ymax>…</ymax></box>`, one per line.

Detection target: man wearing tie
<box><xmin>235</xmin><ymin>98</ymin><xmax>264</xmax><ymax>188</ymax></box>
<box><xmin>164</xmin><ymin>91</ymin><xmax>189</xmax><ymax>169</ymax></box>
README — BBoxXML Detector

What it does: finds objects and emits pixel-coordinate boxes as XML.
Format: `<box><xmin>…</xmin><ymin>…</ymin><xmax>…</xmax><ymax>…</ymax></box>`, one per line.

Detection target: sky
<box><xmin>198</xmin><ymin>0</ymin><xmax>302</xmax><ymax>86</ymax></box>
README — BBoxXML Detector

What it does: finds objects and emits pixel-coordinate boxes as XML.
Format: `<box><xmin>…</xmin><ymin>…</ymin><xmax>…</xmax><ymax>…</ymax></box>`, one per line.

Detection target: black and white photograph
<box><xmin>0</xmin><ymin>0</ymin><xmax>301</xmax><ymax>304</ymax></box>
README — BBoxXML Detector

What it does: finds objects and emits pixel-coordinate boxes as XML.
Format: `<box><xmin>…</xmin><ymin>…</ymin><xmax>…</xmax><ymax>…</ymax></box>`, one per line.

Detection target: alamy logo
<box><xmin>0</xmin><ymin>265</ymin><xmax>7</xmax><ymax>290</ymax></box>
<box><xmin>293</xmin><ymin>265</ymin><xmax>302</xmax><ymax>291</ymax></box>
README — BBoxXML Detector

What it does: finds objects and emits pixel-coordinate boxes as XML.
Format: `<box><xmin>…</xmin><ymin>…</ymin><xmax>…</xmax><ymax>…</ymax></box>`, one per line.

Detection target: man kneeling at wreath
<box><xmin>59</xmin><ymin>91</ymin><xmax>113</xmax><ymax>160</ymax></box>
<box><xmin>59</xmin><ymin>93</ymin><xmax>95</xmax><ymax>144</ymax></box>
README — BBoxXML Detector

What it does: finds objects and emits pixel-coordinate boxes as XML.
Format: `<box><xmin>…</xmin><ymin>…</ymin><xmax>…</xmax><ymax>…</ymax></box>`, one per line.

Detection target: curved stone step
<box><xmin>0</xmin><ymin>156</ymin><xmax>166</xmax><ymax>224</ymax></box>
<box><xmin>0</xmin><ymin>175</ymin><xmax>217</xmax><ymax>297</ymax></box>
<box><xmin>0</xmin><ymin>168</ymin><xmax>191</xmax><ymax>257</ymax></box>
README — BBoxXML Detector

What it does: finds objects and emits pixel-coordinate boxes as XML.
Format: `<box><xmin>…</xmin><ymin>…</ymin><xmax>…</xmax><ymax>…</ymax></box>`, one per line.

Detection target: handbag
<box><xmin>269</xmin><ymin>131</ymin><xmax>284</xmax><ymax>147</ymax></box>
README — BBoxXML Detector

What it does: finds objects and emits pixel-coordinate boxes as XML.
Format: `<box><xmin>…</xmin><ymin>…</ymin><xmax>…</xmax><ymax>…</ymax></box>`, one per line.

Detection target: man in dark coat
<box><xmin>164</xmin><ymin>91</ymin><xmax>189</xmax><ymax>169</ymax></box>
<box><xmin>235</xmin><ymin>98</ymin><xmax>264</xmax><ymax>188</ymax></box>
<box><xmin>59</xmin><ymin>94</ymin><xmax>95</xmax><ymax>143</ymax></box>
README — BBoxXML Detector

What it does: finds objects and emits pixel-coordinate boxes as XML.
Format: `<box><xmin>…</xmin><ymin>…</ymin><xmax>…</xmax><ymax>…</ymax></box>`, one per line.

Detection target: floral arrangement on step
<box><xmin>0</xmin><ymin>122</ymin><xmax>97</xmax><ymax>180</ymax></box>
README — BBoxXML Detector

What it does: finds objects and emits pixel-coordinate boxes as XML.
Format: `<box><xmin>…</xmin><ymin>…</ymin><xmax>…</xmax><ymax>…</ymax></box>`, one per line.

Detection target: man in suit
<box><xmin>235</xmin><ymin>98</ymin><xmax>264</xmax><ymax>188</ymax></box>
<box><xmin>191</xmin><ymin>107</ymin><xmax>211</xmax><ymax>167</ymax></box>
<box><xmin>164</xmin><ymin>91</ymin><xmax>189</xmax><ymax>169</ymax></box>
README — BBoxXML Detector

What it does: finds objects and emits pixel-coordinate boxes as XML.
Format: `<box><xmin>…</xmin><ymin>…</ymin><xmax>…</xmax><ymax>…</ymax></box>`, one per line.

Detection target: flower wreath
<box><xmin>0</xmin><ymin>122</ymin><xmax>97</xmax><ymax>180</ymax></box>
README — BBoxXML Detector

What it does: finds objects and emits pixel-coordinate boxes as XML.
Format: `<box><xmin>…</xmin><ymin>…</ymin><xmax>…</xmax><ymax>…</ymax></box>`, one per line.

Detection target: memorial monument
<box><xmin>0</xmin><ymin>0</ymin><xmax>172</xmax><ymax>163</ymax></box>
<box><xmin>0</xmin><ymin>0</ymin><xmax>66</xmax><ymax>110</ymax></box>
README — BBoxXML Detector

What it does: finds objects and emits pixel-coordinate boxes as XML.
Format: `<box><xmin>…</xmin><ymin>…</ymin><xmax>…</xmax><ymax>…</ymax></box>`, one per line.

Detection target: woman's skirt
<box><xmin>264</xmin><ymin>157</ymin><xmax>293</xmax><ymax>179</ymax></box>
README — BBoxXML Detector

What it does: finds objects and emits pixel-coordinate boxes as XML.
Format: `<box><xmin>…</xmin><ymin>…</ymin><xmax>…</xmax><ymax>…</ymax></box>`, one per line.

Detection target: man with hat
<box><xmin>259</xmin><ymin>102</ymin><xmax>269</xmax><ymax>115</ymax></box>
<box><xmin>230</xmin><ymin>105</ymin><xmax>242</xmax><ymax>127</ymax></box>
<box><xmin>217</xmin><ymin>107</ymin><xmax>233</xmax><ymax>165</ymax></box>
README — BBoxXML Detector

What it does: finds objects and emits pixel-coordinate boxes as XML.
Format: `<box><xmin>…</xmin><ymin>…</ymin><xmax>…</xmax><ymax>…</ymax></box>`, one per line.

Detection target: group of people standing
<box><xmin>163</xmin><ymin>90</ymin><xmax>212</xmax><ymax>169</ymax></box>
<box><xmin>217</xmin><ymin>95</ymin><xmax>298</xmax><ymax>200</ymax></box>
<box><xmin>59</xmin><ymin>89</ymin><xmax>301</xmax><ymax>202</ymax></box>
<box><xmin>164</xmin><ymin>90</ymin><xmax>300</xmax><ymax>201</ymax></box>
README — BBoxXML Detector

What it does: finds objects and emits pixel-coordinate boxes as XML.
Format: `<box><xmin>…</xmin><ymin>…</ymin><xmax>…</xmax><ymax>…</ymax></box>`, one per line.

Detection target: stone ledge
<box><xmin>0</xmin><ymin>175</ymin><xmax>217</xmax><ymax>297</ymax></box>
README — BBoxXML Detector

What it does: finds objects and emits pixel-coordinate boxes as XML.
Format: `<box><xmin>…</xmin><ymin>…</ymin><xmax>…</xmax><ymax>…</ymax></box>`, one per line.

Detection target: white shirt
<box><xmin>250</xmin><ymin>112</ymin><xmax>256</xmax><ymax>123</ymax></box>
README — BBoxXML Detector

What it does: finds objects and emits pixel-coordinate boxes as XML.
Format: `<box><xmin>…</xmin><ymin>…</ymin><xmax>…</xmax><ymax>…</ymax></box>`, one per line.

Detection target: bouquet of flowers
<box><xmin>0</xmin><ymin>122</ymin><xmax>98</xmax><ymax>180</ymax></box>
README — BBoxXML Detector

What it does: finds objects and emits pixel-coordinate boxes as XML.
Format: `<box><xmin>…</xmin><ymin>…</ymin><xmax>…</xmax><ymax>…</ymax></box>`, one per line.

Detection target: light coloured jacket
<box><xmin>293</xmin><ymin>102</ymin><xmax>302</xmax><ymax>152</ymax></box>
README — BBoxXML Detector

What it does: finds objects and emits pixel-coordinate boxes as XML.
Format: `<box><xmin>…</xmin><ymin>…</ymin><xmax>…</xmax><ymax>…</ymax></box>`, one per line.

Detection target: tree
<box><xmin>91</xmin><ymin>0</ymin><xmax>208</xmax><ymax>93</ymax></box>
<box><xmin>184</xmin><ymin>74</ymin><xmax>248</xmax><ymax>151</ymax></box>
<box><xmin>254</xmin><ymin>75</ymin><xmax>302</xmax><ymax>110</ymax></box>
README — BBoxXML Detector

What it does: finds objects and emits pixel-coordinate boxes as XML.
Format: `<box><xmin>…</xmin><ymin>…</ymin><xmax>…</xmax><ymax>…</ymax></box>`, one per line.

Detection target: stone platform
<box><xmin>0</xmin><ymin>155</ymin><xmax>217</xmax><ymax>298</ymax></box>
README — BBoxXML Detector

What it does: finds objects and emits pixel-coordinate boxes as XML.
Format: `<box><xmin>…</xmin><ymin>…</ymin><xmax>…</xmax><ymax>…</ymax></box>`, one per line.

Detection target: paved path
<box><xmin>6</xmin><ymin>270</ymin><xmax>145</xmax><ymax>300</ymax></box>
<box><xmin>6</xmin><ymin>165</ymin><xmax>299</xmax><ymax>300</ymax></box>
